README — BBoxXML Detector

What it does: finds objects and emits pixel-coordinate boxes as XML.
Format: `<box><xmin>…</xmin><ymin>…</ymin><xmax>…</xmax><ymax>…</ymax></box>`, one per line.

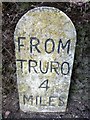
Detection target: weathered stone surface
<box><xmin>14</xmin><ymin>7</ymin><xmax>76</xmax><ymax>112</ymax></box>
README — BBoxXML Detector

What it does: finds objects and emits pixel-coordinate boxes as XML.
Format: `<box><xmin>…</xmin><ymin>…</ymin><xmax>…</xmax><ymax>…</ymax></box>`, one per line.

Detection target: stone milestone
<box><xmin>14</xmin><ymin>7</ymin><xmax>76</xmax><ymax>112</ymax></box>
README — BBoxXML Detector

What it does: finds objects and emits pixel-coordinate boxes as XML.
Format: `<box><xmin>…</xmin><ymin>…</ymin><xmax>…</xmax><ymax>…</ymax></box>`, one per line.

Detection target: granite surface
<box><xmin>14</xmin><ymin>7</ymin><xmax>76</xmax><ymax>112</ymax></box>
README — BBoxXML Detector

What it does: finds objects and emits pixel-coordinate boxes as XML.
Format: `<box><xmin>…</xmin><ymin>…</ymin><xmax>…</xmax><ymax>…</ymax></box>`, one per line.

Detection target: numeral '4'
<box><xmin>39</xmin><ymin>79</ymin><xmax>50</xmax><ymax>91</ymax></box>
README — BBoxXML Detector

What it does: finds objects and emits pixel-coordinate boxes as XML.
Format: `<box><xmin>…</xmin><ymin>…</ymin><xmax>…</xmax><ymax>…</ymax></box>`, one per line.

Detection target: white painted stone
<box><xmin>14</xmin><ymin>7</ymin><xmax>76</xmax><ymax>112</ymax></box>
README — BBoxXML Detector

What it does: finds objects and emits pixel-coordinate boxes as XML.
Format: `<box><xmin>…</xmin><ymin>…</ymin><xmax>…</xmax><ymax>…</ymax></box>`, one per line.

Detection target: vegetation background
<box><xmin>2</xmin><ymin>2</ymin><xmax>90</xmax><ymax>119</ymax></box>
